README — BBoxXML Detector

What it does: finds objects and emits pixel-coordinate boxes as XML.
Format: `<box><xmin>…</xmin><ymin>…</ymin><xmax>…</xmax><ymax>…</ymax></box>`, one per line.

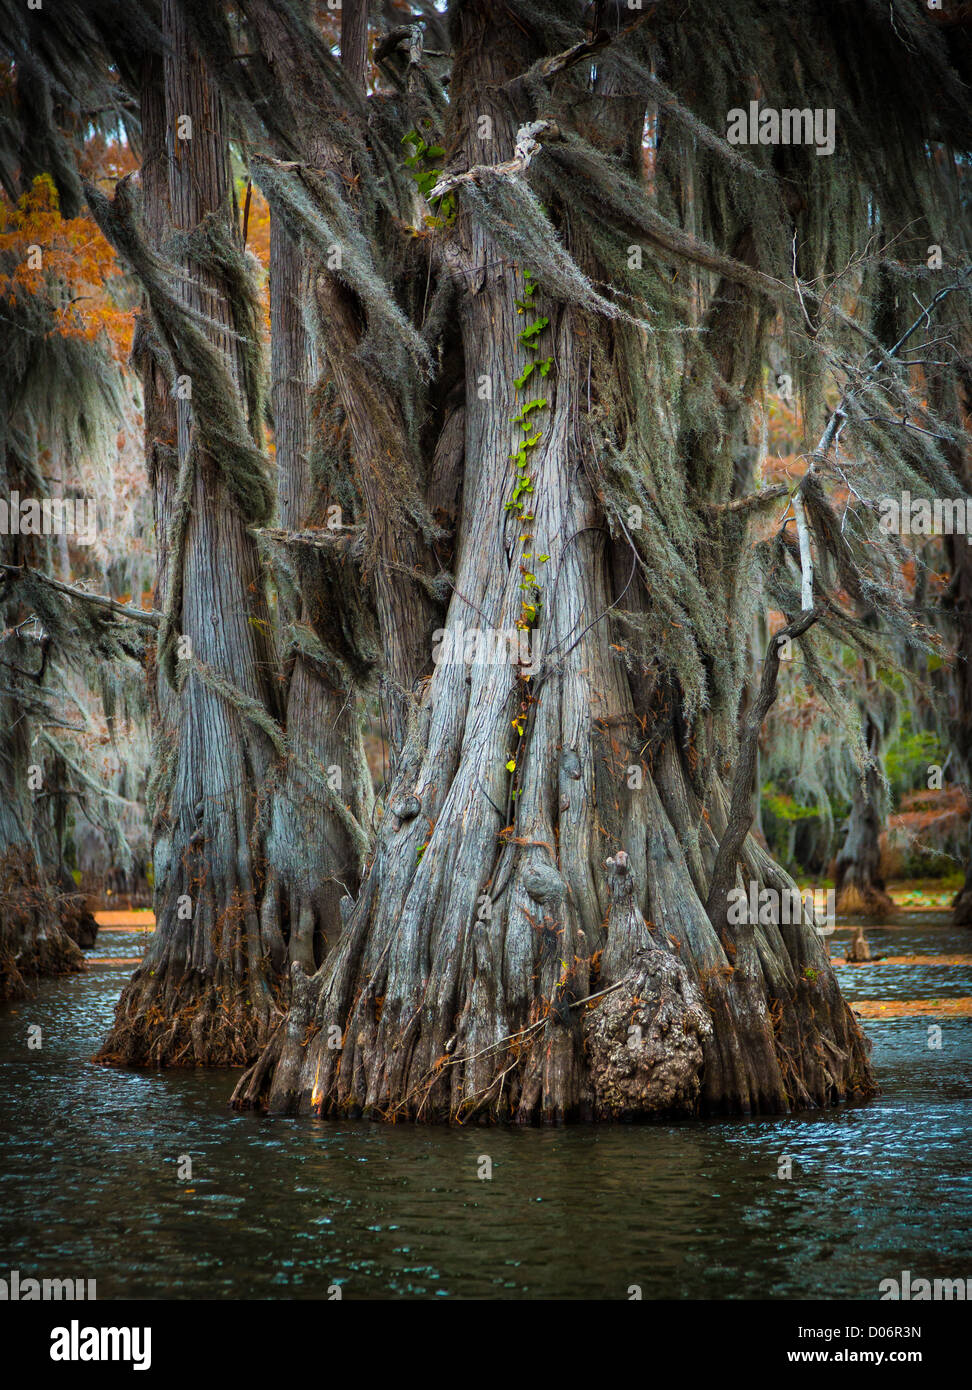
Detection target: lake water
<box><xmin>1</xmin><ymin>916</ymin><xmax>970</xmax><ymax>1300</ymax></box>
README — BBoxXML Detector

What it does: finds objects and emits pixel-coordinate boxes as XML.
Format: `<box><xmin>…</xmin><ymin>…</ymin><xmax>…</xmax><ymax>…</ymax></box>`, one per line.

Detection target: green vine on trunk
<box><xmin>402</xmin><ymin>128</ymin><xmax>455</xmax><ymax>227</ymax></box>
<box><xmin>503</xmin><ymin>270</ymin><xmax>552</xmax><ymax>792</ymax></box>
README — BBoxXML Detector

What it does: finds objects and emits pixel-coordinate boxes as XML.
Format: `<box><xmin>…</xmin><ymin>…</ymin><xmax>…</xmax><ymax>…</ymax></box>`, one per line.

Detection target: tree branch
<box><xmin>0</xmin><ymin>565</ymin><xmax>162</xmax><ymax>629</ymax></box>
<box><xmin>426</xmin><ymin>120</ymin><xmax>561</xmax><ymax>201</ymax></box>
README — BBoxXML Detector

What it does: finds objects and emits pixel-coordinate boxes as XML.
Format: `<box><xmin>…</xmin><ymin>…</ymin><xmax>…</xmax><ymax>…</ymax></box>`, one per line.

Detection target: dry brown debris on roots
<box><xmin>96</xmin><ymin>976</ymin><xmax>281</xmax><ymax>1067</ymax></box>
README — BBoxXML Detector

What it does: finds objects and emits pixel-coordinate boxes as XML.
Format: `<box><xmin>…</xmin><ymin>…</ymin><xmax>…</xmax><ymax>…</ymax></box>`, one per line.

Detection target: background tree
<box><xmin>0</xmin><ymin>148</ymin><xmax>146</xmax><ymax>992</ymax></box>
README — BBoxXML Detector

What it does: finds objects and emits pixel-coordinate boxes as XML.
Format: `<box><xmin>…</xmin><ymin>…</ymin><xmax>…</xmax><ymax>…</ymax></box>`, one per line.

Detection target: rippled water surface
<box><xmin>1</xmin><ymin>918</ymin><xmax>970</xmax><ymax>1299</ymax></box>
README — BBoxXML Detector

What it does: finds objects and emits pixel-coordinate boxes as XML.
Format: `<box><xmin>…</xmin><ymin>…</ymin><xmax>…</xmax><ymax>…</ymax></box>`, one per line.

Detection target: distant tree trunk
<box><xmin>234</xmin><ymin>2</ymin><xmax>873</xmax><ymax>1121</ymax></box>
<box><xmin>942</xmin><ymin>403</ymin><xmax>972</xmax><ymax>927</ymax></box>
<box><xmin>845</xmin><ymin>924</ymin><xmax>872</xmax><ymax>964</ymax></box>
<box><xmin>0</xmin><ymin>449</ymin><xmax>83</xmax><ymax>1000</ymax></box>
<box><xmin>32</xmin><ymin>752</ymin><xmax>100</xmax><ymax>950</ymax></box>
<box><xmin>834</xmin><ymin>718</ymin><xmax>893</xmax><ymax>918</ymax></box>
<box><xmin>98</xmin><ymin>0</ymin><xmax>284</xmax><ymax>1064</ymax></box>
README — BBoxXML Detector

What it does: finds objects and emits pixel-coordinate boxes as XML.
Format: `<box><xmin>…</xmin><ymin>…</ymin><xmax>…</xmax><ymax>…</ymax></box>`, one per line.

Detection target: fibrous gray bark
<box><xmin>232</xmin><ymin>0</ymin><xmax>875</xmax><ymax>1123</ymax></box>
<box><xmin>96</xmin><ymin>1</ymin><xmax>285</xmax><ymax>1063</ymax></box>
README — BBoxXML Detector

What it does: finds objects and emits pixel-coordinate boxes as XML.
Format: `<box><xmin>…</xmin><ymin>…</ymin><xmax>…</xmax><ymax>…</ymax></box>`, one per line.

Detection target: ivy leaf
<box><xmin>413</xmin><ymin>169</ymin><xmax>439</xmax><ymax>196</ymax></box>
<box><xmin>511</xmin><ymin>398</ymin><xmax>548</xmax><ymax>426</ymax></box>
<box><xmin>518</xmin><ymin>316</ymin><xmax>549</xmax><ymax>346</ymax></box>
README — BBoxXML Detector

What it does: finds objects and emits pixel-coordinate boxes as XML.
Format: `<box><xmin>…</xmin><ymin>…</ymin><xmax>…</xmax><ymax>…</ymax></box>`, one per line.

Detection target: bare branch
<box><xmin>426</xmin><ymin>120</ymin><xmax>561</xmax><ymax>202</ymax></box>
<box><xmin>0</xmin><ymin>565</ymin><xmax>162</xmax><ymax>629</ymax></box>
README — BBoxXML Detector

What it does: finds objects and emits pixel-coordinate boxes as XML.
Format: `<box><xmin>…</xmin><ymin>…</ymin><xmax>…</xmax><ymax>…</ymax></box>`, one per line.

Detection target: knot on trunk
<box><xmin>583</xmin><ymin>947</ymin><xmax>712</xmax><ymax>1119</ymax></box>
<box><xmin>601</xmin><ymin>849</ymin><xmax>654</xmax><ymax>986</ymax></box>
<box><xmin>391</xmin><ymin>793</ymin><xmax>421</xmax><ymax>823</ymax></box>
<box><xmin>522</xmin><ymin>859</ymin><xmax>567</xmax><ymax>904</ymax></box>
<box><xmin>560</xmin><ymin>748</ymin><xmax>582</xmax><ymax>781</ymax></box>
<box><xmin>606</xmin><ymin>849</ymin><xmax>635</xmax><ymax>902</ymax></box>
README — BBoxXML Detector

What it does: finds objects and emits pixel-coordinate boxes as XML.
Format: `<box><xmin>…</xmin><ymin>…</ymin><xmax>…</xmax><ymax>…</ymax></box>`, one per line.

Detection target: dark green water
<box><xmin>1</xmin><ymin>918</ymin><xmax>970</xmax><ymax>1299</ymax></box>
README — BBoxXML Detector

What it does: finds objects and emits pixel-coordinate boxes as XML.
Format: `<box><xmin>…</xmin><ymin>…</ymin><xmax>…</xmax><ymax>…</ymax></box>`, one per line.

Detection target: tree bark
<box><xmin>340</xmin><ymin>0</ymin><xmax>369</xmax><ymax>92</ymax></box>
<box><xmin>259</xmin><ymin>216</ymin><xmax>373</xmax><ymax>974</ymax></box>
<box><xmin>233</xmin><ymin>1</ymin><xmax>874</xmax><ymax>1122</ymax></box>
<box><xmin>98</xmin><ymin>1</ymin><xmax>283</xmax><ymax>1065</ymax></box>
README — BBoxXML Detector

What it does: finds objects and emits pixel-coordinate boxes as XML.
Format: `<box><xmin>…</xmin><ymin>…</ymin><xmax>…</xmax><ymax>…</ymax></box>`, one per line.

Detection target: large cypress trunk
<box><xmin>97</xmin><ymin>1</ymin><xmax>284</xmax><ymax>1064</ymax></box>
<box><xmin>234</xmin><ymin>1</ymin><xmax>874</xmax><ymax>1121</ymax></box>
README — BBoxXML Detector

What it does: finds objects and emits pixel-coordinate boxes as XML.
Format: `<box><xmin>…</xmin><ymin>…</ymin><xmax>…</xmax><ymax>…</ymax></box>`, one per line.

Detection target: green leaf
<box><xmin>518</xmin><ymin>316</ymin><xmax>549</xmax><ymax>345</ymax></box>
<box><xmin>511</xmin><ymin>398</ymin><xmax>548</xmax><ymax>426</ymax></box>
<box><xmin>413</xmin><ymin>170</ymin><xmax>438</xmax><ymax>195</ymax></box>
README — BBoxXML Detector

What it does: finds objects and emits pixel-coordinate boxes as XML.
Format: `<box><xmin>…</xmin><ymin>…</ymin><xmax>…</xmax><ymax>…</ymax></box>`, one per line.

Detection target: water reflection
<box><xmin>0</xmin><ymin>921</ymin><xmax>969</xmax><ymax>1299</ymax></box>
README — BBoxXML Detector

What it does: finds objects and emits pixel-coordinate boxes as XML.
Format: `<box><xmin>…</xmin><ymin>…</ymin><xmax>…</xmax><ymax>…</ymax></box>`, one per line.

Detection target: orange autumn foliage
<box><xmin>240</xmin><ymin>178</ymin><xmax>271</xmax><ymax>340</ymax></box>
<box><xmin>0</xmin><ymin>172</ymin><xmax>134</xmax><ymax>360</ymax></box>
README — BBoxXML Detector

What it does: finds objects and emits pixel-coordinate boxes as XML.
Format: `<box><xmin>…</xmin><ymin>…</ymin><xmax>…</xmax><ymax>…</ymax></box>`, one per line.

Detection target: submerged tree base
<box><xmin>953</xmin><ymin>872</ymin><xmax>972</xmax><ymax>928</ymax></box>
<box><xmin>231</xmin><ymin>757</ymin><xmax>877</xmax><ymax>1124</ymax></box>
<box><xmin>95</xmin><ymin>965</ymin><xmax>282</xmax><ymax>1067</ymax></box>
<box><xmin>0</xmin><ymin>847</ymin><xmax>85</xmax><ymax>1003</ymax></box>
<box><xmin>835</xmin><ymin>883</ymin><xmax>895</xmax><ymax>918</ymax></box>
